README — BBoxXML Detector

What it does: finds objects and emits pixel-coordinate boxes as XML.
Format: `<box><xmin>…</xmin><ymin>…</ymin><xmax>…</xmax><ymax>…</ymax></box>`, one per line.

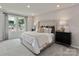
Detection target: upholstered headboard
<box><xmin>35</xmin><ymin>20</ymin><xmax>56</xmax><ymax>33</ymax></box>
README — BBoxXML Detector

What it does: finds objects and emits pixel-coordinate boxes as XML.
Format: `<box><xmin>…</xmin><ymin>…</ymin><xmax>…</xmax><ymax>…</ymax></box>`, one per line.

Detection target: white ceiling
<box><xmin>0</xmin><ymin>3</ymin><xmax>78</xmax><ymax>16</ymax></box>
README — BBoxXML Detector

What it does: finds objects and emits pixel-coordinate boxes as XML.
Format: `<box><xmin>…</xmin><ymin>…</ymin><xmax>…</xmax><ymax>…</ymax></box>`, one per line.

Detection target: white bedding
<box><xmin>21</xmin><ymin>31</ymin><xmax>54</xmax><ymax>54</ymax></box>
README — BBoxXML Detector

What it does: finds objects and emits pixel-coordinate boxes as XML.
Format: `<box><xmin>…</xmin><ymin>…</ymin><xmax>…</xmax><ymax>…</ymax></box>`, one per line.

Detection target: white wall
<box><xmin>39</xmin><ymin>20</ymin><xmax>56</xmax><ymax>26</ymax></box>
<box><xmin>38</xmin><ymin>5</ymin><xmax>79</xmax><ymax>48</ymax></box>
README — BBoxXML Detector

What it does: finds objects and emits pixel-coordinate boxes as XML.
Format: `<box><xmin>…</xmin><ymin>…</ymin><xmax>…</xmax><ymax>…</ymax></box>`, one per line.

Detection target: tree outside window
<box><xmin>8</xmin><ymin>15</ymin><xmax>25</xmax><ymax>31</ymax></box>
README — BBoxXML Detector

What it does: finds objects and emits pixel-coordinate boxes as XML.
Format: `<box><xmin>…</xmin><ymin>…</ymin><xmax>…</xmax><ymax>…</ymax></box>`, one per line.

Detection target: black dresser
<box><xmin>55</xmin><ymin>32</ymin><xmax>71</xmax><ymax>46</ymax></box>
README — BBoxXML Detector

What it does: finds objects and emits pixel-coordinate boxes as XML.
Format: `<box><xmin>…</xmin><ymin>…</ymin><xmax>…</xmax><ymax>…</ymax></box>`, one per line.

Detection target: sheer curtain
<box><xmin>0</xmin><ymin>12</ymin><xmax>7</xmax><ymax>41</ymax></box>
<box><xmin>3</xmin><ymin>13</ymin><xmax>8</xmax><ymax>40</ymax></box>
<box><xmin>24</xmin><ymin>16</ymin><xmax>28</xmax><ymax>31</ymax></box>
<box><xmin>27</xmin><ymin>16</ymin><xmax>35</xmax><ymax>31</ymax></box>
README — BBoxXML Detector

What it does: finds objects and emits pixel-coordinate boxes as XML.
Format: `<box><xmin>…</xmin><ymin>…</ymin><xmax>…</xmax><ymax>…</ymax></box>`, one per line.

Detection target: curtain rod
<box><xmin>3</xmin><ymin>12</ymin><xmax>28</xmax><ymax>17</ymax></box>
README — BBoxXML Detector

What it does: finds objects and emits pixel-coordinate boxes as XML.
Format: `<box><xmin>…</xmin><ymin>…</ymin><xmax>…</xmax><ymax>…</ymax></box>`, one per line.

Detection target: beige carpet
<box><xmin>0</xmin><ymin>39</ymin><xmax>79</xmax><ymax>56</ymax></box>
<box><xmin>39</xmin><ymin>44</ymin><xmax>78</xmax><ymax>56</ymax></box>
<box><xmin>0</xmin><ymin>39</ymin><xmax>34</xmax><ymax>56</ymax></box>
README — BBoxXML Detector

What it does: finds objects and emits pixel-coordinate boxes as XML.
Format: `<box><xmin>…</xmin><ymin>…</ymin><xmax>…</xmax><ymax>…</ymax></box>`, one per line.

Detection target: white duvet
<box><xmin>21</xmin><ymin>31</ymin><xmax>54</xmax><ymax>54</ymax></box>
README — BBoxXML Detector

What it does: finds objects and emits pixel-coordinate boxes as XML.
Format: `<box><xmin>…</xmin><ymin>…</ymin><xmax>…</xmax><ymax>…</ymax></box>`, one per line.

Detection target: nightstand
<box><xmin>55</xmin><ymin>32</ymin><xmax>72</xmax><ymax>46</ymax></box>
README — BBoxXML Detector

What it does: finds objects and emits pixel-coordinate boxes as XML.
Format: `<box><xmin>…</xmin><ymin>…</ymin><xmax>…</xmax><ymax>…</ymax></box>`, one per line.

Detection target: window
<box><xmin>8</xmin><ymin>15</ymin><xmax>26</xmax><ymax>31</ymax></box>
<box><xmin>17</xmin><ymin>17</ymin><xmax>25</xmax><ymax>31</ymax></box>
<box><xmin>8</xmin><ymin>15</ymin><xmax>16</xmax><ymax>31</ymax></box>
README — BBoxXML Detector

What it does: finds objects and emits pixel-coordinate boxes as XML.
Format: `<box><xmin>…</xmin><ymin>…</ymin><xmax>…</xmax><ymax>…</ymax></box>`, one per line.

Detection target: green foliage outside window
<box><xmin>18</xmin><ymin>19</ymin><xmax>24</xmax><ymax>30</ymax></box>
<box><xmin>8</xmin><ymin>21</ymin><xmax>15</xmax><ymax>29</ymax></box>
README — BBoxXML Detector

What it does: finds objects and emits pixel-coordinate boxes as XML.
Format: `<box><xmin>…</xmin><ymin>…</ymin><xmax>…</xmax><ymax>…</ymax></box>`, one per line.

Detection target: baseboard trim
<box><xmin>71</xmin><ymin>45</ymin><xmax>79</xmax><ymax>49</ymax></box>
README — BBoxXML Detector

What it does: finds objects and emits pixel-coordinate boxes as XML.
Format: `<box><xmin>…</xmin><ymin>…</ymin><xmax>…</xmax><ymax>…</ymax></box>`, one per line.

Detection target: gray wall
<box><xmin>38</xmin><ymin>5</ymin><xmax>79</xmax><ymax>48</ymax></box>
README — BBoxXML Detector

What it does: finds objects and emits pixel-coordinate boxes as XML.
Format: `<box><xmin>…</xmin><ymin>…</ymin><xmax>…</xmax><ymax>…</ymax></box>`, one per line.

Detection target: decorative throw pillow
<box><xmin>37</xmin><ymin>27</ymin><xmax>44</xmax><ymax>33</ymax></box>
<box><xmin>43</xmin><ymin>28</ymin><xmax>52</xmax><ymax>33</ymax></box>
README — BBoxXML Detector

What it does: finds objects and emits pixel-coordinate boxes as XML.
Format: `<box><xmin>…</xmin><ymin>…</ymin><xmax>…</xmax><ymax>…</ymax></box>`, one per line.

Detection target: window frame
<box><xmin>8</xmin><ymin>14</ymin><xmax>26</xmax><ymax>31</ymax></box>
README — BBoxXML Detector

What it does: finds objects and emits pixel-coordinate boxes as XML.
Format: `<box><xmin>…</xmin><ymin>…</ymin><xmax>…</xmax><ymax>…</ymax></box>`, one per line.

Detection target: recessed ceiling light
<box><xmin>27</xmin><ymin>5</ymin><xmax>30</xmax><ymax>8</ymax></box>
<box><xmin>0</xmin><ymin>6</ymin><xmax>2</xmax><ymax>8</ymax></box>
<box><xmin>57</xmin><ymin>5</ymin><xmax>60</xmax><ymax>7</ymax></box>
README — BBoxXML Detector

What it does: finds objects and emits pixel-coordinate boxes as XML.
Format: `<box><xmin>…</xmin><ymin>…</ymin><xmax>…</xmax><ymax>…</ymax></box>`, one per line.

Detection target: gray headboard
<box><xmin>35</xmin><ymin>20</ymin><xmax>56</xmax><ymax>33</ymax></box>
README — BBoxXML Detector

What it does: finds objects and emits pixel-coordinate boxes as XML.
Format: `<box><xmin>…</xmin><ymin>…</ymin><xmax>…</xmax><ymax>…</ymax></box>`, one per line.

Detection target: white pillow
<box><xmin>48</xmin><ymin>28</ymin><xmax>52</xmax><ymax>33</ymax></box>
<box><xmin>43</xmin><ymin>28</ymin><xmax>49</xmax><ymax>33</ymax></box>
<box><xmin>44</xmin><ymin>28</ymin><xmax>52</xmax><ymax>33</ymax></box>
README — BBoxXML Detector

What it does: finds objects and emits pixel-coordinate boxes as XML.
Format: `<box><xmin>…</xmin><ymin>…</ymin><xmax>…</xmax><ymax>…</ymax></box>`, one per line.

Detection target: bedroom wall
<box><xmin>37</xmin><ymin>5</ymin><xmax>79</xmax><ymax>48</ymax></box>
<box><xmin>39</xmin><ymin>20</ymin><xmax>56</xmax><ymax>26</ymax></box>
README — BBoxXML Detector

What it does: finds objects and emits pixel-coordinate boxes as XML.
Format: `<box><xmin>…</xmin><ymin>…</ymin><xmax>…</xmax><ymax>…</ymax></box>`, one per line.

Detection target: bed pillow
<box><xmin>43</xmin><ymin>28</ymin><xmax>52</xmax><ymax>33</ymax></box>
<box><xmin>37</xmin><ymin>27</ymin><xmax>44</xmax><ymax>33</ymax></box>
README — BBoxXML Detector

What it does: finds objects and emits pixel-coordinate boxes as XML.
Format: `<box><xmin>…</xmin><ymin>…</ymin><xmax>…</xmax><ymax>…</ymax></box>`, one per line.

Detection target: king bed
<box><xmin>21</xmin><ymin>31</ymin><xmax>55</xmax><ymax>54</ymax></box>
<box><xmin>20</xmin><ymin>20</ymin><xmax>55</xmax><ymax>54</ymax></box>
